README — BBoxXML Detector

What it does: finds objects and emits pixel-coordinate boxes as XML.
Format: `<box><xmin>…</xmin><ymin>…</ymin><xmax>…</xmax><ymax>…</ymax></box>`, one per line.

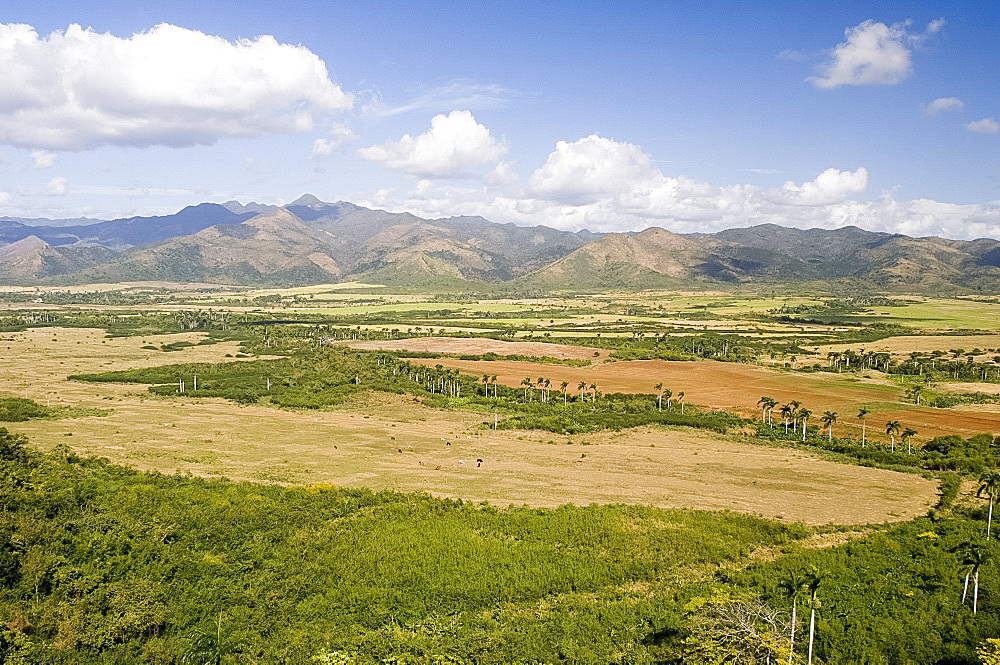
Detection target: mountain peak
<box><xmin>290</xmin><ymin>193</ymin><xmax>326</xmax><ymax>207</ymax></box>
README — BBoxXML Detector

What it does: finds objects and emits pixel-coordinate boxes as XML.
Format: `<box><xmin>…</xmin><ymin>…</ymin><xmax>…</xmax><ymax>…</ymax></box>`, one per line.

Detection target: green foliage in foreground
<box><xmin>716</xmin><ymin>517</ymin><xmax>1000</xmax><ymax>664</ymax></box>
<box><xmin>0</xmin><ymin>429</ymin><xmax>805</xmax><ymax>664</ymax></box>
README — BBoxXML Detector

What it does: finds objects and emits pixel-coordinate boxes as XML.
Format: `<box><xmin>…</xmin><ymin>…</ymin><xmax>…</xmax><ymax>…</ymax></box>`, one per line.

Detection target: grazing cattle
<box><xmin>476</xmin><ymin>458</ymin><xmax>483</xmax><ymax>468</ymax></box>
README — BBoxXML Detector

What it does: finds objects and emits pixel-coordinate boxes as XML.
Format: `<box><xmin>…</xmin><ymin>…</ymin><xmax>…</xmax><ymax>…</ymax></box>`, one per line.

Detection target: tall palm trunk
<box><xmin>861</xmin><ymin>421</ymin><xmax>866</xmax><ymax>447</ymax></box>
<box><xmin>807</xmin><ymin>606</ymin><xmax>816</xmax><ymax>664</ymax></box>
<box><xmin>988</xmin><ymin>494</ymin><xmax>995</xmax><ymax>540</ymax></box>
<box><xmin>788</xmin><ymin>602</ymin><xmax>797</xmax><ymax>665</ymax></box>
<box><xmin>963</xmin><ymin>571</ymin><xmax>970</xmax><ymax>603</ymax></box>
<box><xmin>974</xmin><ymin>570</ymin><xmax>981</xmax><ymax>614</ymax></box>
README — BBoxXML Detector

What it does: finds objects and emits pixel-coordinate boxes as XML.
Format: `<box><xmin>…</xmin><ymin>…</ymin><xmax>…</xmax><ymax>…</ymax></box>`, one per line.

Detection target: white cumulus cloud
<box><xmin>769</xmin><ymin>167</ymin><xmax>868</xmax><ymax>206</ymax></box>
<box><xmin>45</xmin><ymin>176</ymin><xmax>68</xmax><ymax>196</ymax></box>
<box><xmin>924</xmin><ymin>97</ymin><xmax>964</xmax><ymax>115</ymax></box>
<box><xmin>809</xmin><ymin>19</ymin><xmax>939</xmax><ymax>89</ymax></box>
<box><xmin>0</xmin><ymin>22</ymin><xmax>353</xmax><ymax>150</ymax></box>
<box><xmin>311</xmin><ymin>123</ymin><xmax>357</xmax><ymax>159</ymax></box>
<box><xmin>358</xmin><ymin>110</ymin><xmax>506</xmax><ymax>178</ymax></box>
<box><xmin>529</xmin><ymin>134</ymin><xmax>658</xmax><ymax>205</ymax></box>
<box><xmin>360</xmin><ymin>133</ymin><xmax>1000</xmax><ymax>241</ymax></box>
<box><xmin>966</xmin><ymin>118</ymin><xmax>999</xmax><ymax>134</ymax></box>
<box><xmin>30</xmin><ymin>150</ymin><xmax>57</xmax><ymax>168</ymax></box>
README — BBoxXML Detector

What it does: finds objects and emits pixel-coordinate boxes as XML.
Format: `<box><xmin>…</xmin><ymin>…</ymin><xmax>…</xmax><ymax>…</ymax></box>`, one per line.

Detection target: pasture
<box><xmin>2</xmin><ymin>326</ymin><xmax>937</xmax><ymax>525</ymax></box>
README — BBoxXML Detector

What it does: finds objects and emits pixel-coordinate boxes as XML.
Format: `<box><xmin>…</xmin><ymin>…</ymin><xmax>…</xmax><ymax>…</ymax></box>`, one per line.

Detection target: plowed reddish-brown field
<box><xmin>410</xmin><ymin>356</ymin><xmax>1000</xmax><ymax>441</ymax></box>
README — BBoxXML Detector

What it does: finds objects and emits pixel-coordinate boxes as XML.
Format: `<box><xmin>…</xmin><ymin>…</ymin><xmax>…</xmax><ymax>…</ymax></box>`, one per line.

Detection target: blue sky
<box><xmin>0</xmin><ymin>0</ymin><xmax>997</xmax><ymax>238</ymax></box>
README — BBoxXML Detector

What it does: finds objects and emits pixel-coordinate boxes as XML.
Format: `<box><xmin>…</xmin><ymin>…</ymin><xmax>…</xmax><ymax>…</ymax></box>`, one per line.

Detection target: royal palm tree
<box><xmin>821</xmin><ymin>411</ymin><xmax>838</xmax><ymax>441</ymax></box>
<box><xmin>677</xmin><ymin>391</ymin><xmax>685</xmax><ymax>413</ymax></box>
<box><xmin>804</xmin><ymin>568</ymin><xmax>823</xmax><ymax>664</ymax></box>
<box><xmin>978</xmin><ymin>470</ymin><xmax>1000</xmax><ymax>540</ymax></box>
<box><xmin>885</xmin><ymin>420</ymin><xmax>901</xmax><ymax>453</ymax></box>
<box><xmin>663</xmin><ymin>388</ymin><xmax>673</xmax><ymax>409</ymax></box>
<box><xmin>655</xmin><ymin>382</ymin><xmax>664</xmax><ymax>411</ymax></box>
<box><xmin>857</xmin><ymin>407</ymin><xmax>870</xmax><ymax>447</ymax></box>
<box><xmin>789</xmin><ymin>400</ymin><xmax>801</xmax><ymax>432</ymax></box>
<box><xmin>902</xmin><ymin>427</ymin><xmax>918</xmax><ymax>455</ymax></box>
<box><xmin>482</xmin><ymin>374</ymin><xmax>490</xmax><ymax>396</ymax></box>
<box><xmin>780</xmin><ymin>403</ymin><xmax>793</xmax><ymax>434</ymax></box>
<box><xmin>491</xmin><ymin>375</ymin><xmax>498</xmax><ymax>398</ymax></box>
<box><xmin>969</xmin><ymin>546</ymin><xmax>992</xmax><ymax>614</ymax></box>
<box><xmin>798</xmin><ymin>408</ymin><xmax>812</xmax><ymax>442</ymax></box>
<box><xmin>560</xmin><ymin>380</ymin><xmax>569</xmax><ymax>406</ymax></box>
<box><xmin>578</xmin><ymin>380</ymin><xmax>587</xmax><ymax>402</ymax></box>
<box><xmin>778</xmin><ymin>570</ymin><xmax>806</xmax><ymax>665</ymax></box>
<box><xmin>521</xmin><ymin>377</ymin><xmax>532</xmax><ymax>400</ymax></box>
<box><xmin>764</xmin><ymin>396</ymin><xmax>777</xmax><ymax>426</ymax></box>
<box><xmin>758</xmin><ymin>396</ymin><xmax>770</xmax><ymax>423</ymax></box>
<box><xmin>953</xmin><ymin>541</ymin><xmax>986</xmax><ymax>605</ymax></box>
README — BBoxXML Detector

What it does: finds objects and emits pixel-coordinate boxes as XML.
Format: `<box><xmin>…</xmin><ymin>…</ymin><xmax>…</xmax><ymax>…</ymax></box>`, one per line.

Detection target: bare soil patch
<box><xmin>416</xmin><ymin>357</ymin><xmax>1000</xmax><ymax>440</ymax></box>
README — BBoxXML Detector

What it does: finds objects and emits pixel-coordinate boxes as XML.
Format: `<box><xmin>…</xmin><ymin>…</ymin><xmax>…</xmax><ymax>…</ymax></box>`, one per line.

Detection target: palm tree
<box><xmin>857</xmin><ymin>407</ymin><xmax>870</xmax><ymax>447</ymax></box>
<box><xmin>482</xmin><ymin>374</ymin><xmax>490</xmax><ymax>397</ymax></box>
<box><xmin>491</xmin><ymin>375</ymin><xmax>498</xmax><ymax>398</ymax></box>
<box><xmin>885</xmin><ymin>420</ymin><xmax>901</xmax><ymax>453</ymax></box>
<box><xmin>578</xmin><ymin>380</ymin><xmax>587</xmax><ymax>402</ymax></box>
<box><xmin>969</xmin><ymin>546</ymin><xmax>992</xmax><ymax>614</ymax></box>
<box><xmin>663</xmin><ymin>388</ymin><xmax>673</xmax><ymax>409</ymax></box>
<box><xmin>560</xmin><ymin>380</ymin><xmax>569</xmax><ymax>406</ymax></box>
<box><xmin>902</xmin><ymin>427</ymin><xmax>917</xmax><ymax>455</ymax></box>
<box><xmin>789</xmin><ymin>400</ymin><xmax>801</xmax><ymax>432</ymax></box>
<box><xmin>978</xmin><ymin>470</ymin><xmax>1000</xmax><ymax>540</ymax></box>
<box><xmin>521</xmin><ymin>377</ymin><xmax>532</xmax><ymax>400</ymax></box>
<box><xmin>778</xmin><ymin>570</ymin><xmax>806</xmax><ymax>665</ymax></box>
<box><xmin>536</xmin><ymin>377</ymin><xmax>545</xmax><ymax>402</ymax></box>
<box><xmin>780</xmin><ymin>404</ymin><xmax>793</xmax><ymax>433</ymax></box>
<box><xmin>181</xmin><ymin>614</ymin><xmax>244</xmax><ymax>665</ymax></box>
<box><xmin>677</xmin><ymin>391</ymin><xmax>685</xmax><ymax>413</ymax></box>
<box><xmin>589</xmin><ymin>383</ymin><xmax>597</xmax><ymax>403</ymax></box>
<box><xmin>758</xmin><ymin>396</ymin><xmax>770</xmax><ymax>423</ymax></box>
<box><xmin>953</xmin><ymin>541</ymin><xmax>986</xmax><ymax>605</ymax></box>
<box><xmin>655</xmin><ymin>382</ymin><xmax>664</xmax><ymax>411</ymax></box>
<box><xmin>764</xmin><ymin>396</ymin><xmax>777</xmax><ymax>426</ymax></box>
<box><xmin>821</xmin><ymin>411</ymin><xmax>838</xmax><ymax>441</ymax></box>
<box><xmin>804</xmin><ymin>568</ymin><xmax>823</xmax><ymax>664</ymax></box>
<box><xmin>798</xmin><ymin>408</ymin><xmax>811</xmax><ymax>442</ymax></box>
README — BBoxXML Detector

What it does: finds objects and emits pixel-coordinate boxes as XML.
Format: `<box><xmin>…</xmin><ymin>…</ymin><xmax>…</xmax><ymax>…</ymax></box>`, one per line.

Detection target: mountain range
<box><xmin>2</xmin><ymin>194</ymin><xmax>999</xmax><ymax>292</ymax></box>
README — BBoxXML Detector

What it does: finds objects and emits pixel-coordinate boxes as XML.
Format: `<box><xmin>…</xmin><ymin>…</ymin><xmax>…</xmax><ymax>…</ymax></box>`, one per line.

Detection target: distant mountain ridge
<box><xmin>1</xmin><ymin>195</ymin><xmax>999</xmax><ymax>292</ymax></box>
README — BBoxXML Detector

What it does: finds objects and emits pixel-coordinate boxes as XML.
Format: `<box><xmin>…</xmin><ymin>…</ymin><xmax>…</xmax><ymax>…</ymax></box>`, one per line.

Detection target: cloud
<box><xmin>966</xmin><ymin>118</ymin><xmax>999</xmax><ymax>134</ymax></box>
<box><xmin>809</xmin><ymin>19</ymin><xmax>941</xmax><ymax>89</ymax></box>
<box><xmin>0</xmin><ymin>22</ymin><xmax>352</xmax><ymax>150</ymax></box>
<box><xmin>0</xmin><ymin>191</ymin><xmax>10</xmax><ymax>205</ymax></box>
<box><xmin>769</xmin><ymin>167</ymin><xmax>868</xmax><ymax>206</ymax></box>
<box><xmin>311</xmin><ymin>123</ymin><xmax>357</xmax><ymax>159</ymax></box>
<box><xmin>528</xmin><ymin>134</ymin><xmax>658</xmax><ymax>205</ymax></box>
<box><xmin>375</xmin><ymin>81</ymin><xmax>514</xmax><ymax>117</ymax></box>
<box><xmin>358</xmin><ymin>133</ymin><xmax>1000</xmax><ymax>240</ymax></box>
<box><xmin>30</xmin><ymin>150</ymin><xmax>57</xmax><ymax>168</ymax></box>
<box><xmin>45</xmin><ymin>176</ymin><xmax>68</xmax><ymax>196</ymax></box>
<box><xmin>924</xmin><ymin>96</ymin><xmax>964</xmax><ymax>115</ymax></box>
<box><xmin>358</xmin><ymin>110</ymin><xmax>507</xmax><ymax>178</ymax></box>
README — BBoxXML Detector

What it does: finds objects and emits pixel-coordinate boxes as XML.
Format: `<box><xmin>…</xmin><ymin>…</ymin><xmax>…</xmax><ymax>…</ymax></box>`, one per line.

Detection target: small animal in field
<box><xmin>476</xmin><ymin>458</ymin><xmax>483</xmax><ymax>467</ymax></box>
<box><xmin>435</xmin><ymin>465</ymin><xmax>441</xmax><ymax>470</ymax></box>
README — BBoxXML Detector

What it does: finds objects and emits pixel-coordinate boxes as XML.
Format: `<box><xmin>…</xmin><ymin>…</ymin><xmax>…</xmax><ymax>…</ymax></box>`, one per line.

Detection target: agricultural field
<box><xmin>4</xmin><ymin>285</ymin><xmax>1000</xmax><ymax>663</ymax></box>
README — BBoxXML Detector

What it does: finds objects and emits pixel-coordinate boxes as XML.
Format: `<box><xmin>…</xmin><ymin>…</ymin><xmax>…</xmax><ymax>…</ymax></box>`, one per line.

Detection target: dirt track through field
<box><xmin>2</xmin><ymin>327</ymin><xmax>939</xmax><ymax>525</ymax></box>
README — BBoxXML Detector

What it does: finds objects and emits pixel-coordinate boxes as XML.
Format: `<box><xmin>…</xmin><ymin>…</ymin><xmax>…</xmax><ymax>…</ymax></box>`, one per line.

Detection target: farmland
<box><xmin>3</xmin><ymin>285</ymin><xmax>1000</xmax><ymax>663</ymax></box>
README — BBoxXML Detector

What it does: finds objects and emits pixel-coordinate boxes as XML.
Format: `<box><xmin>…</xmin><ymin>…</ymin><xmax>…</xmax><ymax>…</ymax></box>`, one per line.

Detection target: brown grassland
<box><xmin>1</xmin><ymin>327</ymin><xmax>937</xmax><ymax>525</ymax></box>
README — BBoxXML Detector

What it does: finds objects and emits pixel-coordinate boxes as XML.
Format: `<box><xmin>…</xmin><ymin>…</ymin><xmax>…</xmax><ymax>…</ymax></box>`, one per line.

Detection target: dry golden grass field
<box><xmin>0</xmin><ymin>327</ymin><xmax>940</xmax><ymax>525</ymax></box>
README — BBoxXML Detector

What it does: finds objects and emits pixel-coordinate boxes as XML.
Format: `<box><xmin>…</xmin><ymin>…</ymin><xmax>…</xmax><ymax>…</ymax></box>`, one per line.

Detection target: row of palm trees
<box><xmin>757</xmin><ymin>397</ymin><xmax>919</xmax><ymax>452</ymax></box>
<box><xmin>653</xmin><ymin>383</ymin><xmax>686</xmax><ymax>412</ymax></box>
